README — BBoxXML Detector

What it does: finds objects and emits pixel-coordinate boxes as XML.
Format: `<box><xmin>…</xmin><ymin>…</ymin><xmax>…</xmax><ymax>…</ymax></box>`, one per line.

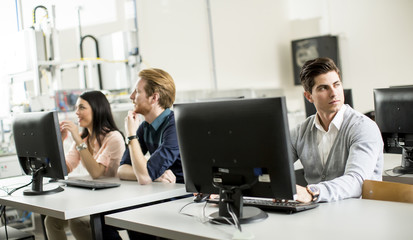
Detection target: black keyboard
<box><xmin>207</xmin><ymin>197</ymin><xmax>319</xmax><ymax>214</ymax></box>
<box><xmin>59</xmin><ymin>179</ymin><xmax>120</xmax><ymax>190</ymax></box>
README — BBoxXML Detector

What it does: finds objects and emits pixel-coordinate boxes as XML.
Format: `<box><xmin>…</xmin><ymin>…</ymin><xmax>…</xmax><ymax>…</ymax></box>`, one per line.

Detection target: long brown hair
<box><xmin>79</xmin><ymin>91</ymin><xmax>124</xmax><ymax>147</ymax></box>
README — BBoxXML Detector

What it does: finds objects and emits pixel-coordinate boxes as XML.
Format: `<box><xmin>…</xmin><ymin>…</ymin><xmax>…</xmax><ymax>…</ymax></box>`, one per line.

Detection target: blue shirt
<box><xmin>120</xmin><ymin>109</ymin><xmax>184</xmax><ymax>183</ymax></box>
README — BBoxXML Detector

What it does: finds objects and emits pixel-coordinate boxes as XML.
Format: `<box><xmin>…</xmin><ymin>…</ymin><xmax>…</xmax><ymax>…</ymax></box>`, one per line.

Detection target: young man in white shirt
<box><xmin>291</xmin><ymin>57</ymin><xmax>384</xmax><ymax>203</ymax></box>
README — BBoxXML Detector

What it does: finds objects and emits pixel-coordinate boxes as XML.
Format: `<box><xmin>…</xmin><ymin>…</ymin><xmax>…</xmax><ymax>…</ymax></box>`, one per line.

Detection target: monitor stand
<box><xmin>393</xmin><ymin>148</ymin><xmax>413</xmax><ymax>174</ymax></box>
<box><xmin>209</xmin><ymin>187</ymin><xmax>268</xmax><ymax>224</ymax></box>
<box><xmin>24</xmin><ymin>168</ymin><xmax>64</xmax><ymax>196</ymax></box>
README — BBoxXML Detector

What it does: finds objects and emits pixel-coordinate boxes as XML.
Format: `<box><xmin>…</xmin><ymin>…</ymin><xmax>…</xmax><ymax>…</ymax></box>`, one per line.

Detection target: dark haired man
<box><xmin>292</xmin><ymin>57</ymin><xmax>383</xmax><ymax>203</ymax></box>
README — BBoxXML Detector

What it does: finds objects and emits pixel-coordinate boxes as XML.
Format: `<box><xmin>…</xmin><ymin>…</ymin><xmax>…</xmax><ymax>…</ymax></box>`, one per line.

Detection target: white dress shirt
<box><xmin>314</xmin><ymin>104</ymin><xmax>347</xmax><ymax>166</ymax></box>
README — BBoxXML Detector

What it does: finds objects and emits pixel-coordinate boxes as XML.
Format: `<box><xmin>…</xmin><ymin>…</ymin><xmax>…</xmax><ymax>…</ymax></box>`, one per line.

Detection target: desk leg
<box><xmin>40</xmin><ymin>215</ymin><xmax>48</xmax><ymax>240</ymax></box>
<box><xmin>90</xmin><ymin>214</ymin><xmax>103</xmax><ymax>240</ymax></box>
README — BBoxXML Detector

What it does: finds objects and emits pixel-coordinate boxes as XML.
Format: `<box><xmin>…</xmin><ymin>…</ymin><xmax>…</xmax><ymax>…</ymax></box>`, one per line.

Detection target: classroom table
<box><xmin>105</xmin><ymin>196</ymin><xmax>413</xmax><ymax>240</ymax></box>
<box><xmin>0</xmin><ymin>175</ymin><xmax>187</xmax><ymax>240</ymax></box>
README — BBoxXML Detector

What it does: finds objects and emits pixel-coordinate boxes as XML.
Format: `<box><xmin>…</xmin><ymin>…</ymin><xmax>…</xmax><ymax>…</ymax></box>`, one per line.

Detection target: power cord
<box><xmin>0</xmin><ymin>178</ymin><xmax>34</xmax><ymax>240</ymax></box>
<box><xmin>6</xmin><ymin>166</ymin><xmax>45</xmax><ymax>196</ymax></box>
<box><xmin>178</xmin><ymin>201</ymin><xmax>210</xmax><ymax>223</ymax></box>
<box><xmin>179</xmin><ymin>199</ymin><xmax>238</xmax><ymax>228</ymax></box>
<box><xmin>179</xmin><ymin>199</ymin><xmax>255</xmax><ymax>239</ymax></box>
<box><xmin>383</xmin><ymin>168</ymin><xmax>404</xmax><ymax>177</ymax></box>
<box><xmin>226</xmin><ymin>202</ymin><xmax>241</xmax><ymax>232</ymax></box>
<box><xmin>6</xmin><ymin>180</ymin><xmax>33</xmax><ymax>196</ymax></box>
<box><xmin>1</xmin><ymin>205</ymin><xmax>8</xmax><ymax>240</ymax></box>
<box><xmin>210</xmin><ymin>180</ymin><xmax>258</xmax><ymax>232</ymax></box>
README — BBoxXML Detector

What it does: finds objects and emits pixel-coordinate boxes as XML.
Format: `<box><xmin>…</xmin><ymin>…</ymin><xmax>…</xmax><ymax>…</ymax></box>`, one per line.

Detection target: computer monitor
<box><xmin>195</xmin><ymin>96</ymin><xmax>245</xmax><ymax>102</ymax></box>
<box><xmin>374</xmin><ymin>87</ymin><xmax>413</xmax><ymax>174</ymax></box>
<box><xmin>304</xmin><ymin>89</ymin><xmax>353</xmax><ymax>117</ymax></box>
<box><xmin>174</xmin><ymin>97</ymin><xmax>296</xmax><ymax>224</ymax></box>
<box><xmin>13</xmin><ymin>111</ymin><xmax>67</xmax><ymax>195</ymax></box>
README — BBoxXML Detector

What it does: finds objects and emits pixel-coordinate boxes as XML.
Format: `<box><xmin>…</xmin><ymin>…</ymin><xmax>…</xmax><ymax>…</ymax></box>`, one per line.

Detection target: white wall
<box><xmin>4</xmin><ymin>0</ymin><xmax>413</xmax><ymax>114</ymax></box>
<box><xmin>328</xmin><ymin>0</ymin><xmax>413</xmax><ymax>113</ymax></box>
<box><xmin>136</xmin><ymin>0</ymin><xmax>213</xmax><ymax>91</ymax></box>
<box><xmin>136</xmin><ymin>0</ymin><xmax>413</xmax><ymax>113</ymax></box>
<box><xmin>281</xmin><ymin>0</ymin><xmax>413</xmax><ymax>113</ymax></box>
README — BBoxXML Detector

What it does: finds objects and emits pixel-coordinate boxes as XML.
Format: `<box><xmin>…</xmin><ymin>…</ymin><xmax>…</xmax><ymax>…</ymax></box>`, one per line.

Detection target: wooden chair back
<box><xmin>362</xmin><ymin>180</ymin><xmax>413</xmax><ymax>203</ymax></box>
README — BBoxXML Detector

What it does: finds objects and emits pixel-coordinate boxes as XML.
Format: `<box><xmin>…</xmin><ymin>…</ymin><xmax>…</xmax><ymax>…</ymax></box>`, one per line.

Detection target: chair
<box><xmin>362</xmin><ymin>180</ymin><xmax>413</xmax><ymax>203</ymax></box>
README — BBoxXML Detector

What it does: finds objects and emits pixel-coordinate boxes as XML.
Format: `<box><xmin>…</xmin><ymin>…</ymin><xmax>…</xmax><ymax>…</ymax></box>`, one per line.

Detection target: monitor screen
<box><xmin>374</xmin><ymin>87</ymin><xmax>413</xmax><ymax>174</ymax></box>
<box><xmin>304</xmin><ymin>89</ymin><xmax>353</xmax><ymax>117</ymax></box>
<box><xmin>13</xmin><ymin>111</ymin><xmax>67</xmax><ymax>195</ymax></box>
<box><xmin>174</xmin><ymin>97</ymin><xmax>296</xmax><ymax>223</ymax></box>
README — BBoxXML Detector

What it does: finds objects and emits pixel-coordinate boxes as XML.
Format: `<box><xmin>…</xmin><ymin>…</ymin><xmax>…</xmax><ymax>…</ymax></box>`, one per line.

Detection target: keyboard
<box><xmin>207</xmin><ymin>197</ymin><xmax>319</xmax><ymax>214</ymax></box>
<box><xmin>59</xmin><ymin>179</ymin><xmax>121</xmax><ymax>190</ymax></box>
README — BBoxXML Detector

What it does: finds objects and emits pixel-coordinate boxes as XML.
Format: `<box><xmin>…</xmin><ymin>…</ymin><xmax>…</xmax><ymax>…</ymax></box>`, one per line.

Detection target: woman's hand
<box><xmin>125</xmin><ymin>110</ymin><xmax>140</xmax><ymax>137</ymax></box>
<box><xmin>60</xmin><ymin>120</ymin><xmax>82</xmax><ymax>144</ymax></box>
<box><xmin>59</xmin><ymin>122</ymin><xmax>69</xmax><ymax>142</ymax></box>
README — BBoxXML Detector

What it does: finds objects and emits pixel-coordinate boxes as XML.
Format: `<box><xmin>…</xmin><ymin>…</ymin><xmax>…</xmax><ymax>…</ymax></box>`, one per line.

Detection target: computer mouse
<box><xmin>193</xmin><ymin>193</ymin><xmax>210</xmax><ymax>203</ymax></box>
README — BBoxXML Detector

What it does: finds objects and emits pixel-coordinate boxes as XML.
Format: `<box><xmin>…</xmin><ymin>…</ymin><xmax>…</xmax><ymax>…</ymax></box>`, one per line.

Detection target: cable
<box><xmin>209</xmin><ymin>178</ymin><xmax>258</xmax><ymax>232</ymax></box>
<box><xmin>226</xmin><ymin>203</ymin><xmax>241</xmax><ymax>232</ymax></box>
<box><xmin>33</xmin><ymin>5</ymin><xmax>48</xmax><ymax>26</ymax></box>
<box><xmin>1</xmin><ymin>205</ymin><xmax>8</xmax><ymax>240</ymax></box>
<box><xmin>6</xmin><ymin>180</ymin><xmax>33</xmax><ymax>196</ymax></box>
<box><xmin>0</xmin><ymin>186</ymin><xmax>9</xmax><ymax>195</ymax></box>
<box><xmin>207</xmin><ymin>212</ymin><xmax>236</xmax><ymax>228</ymax></box>
<box><xmin>178</xmin><ymin>201</ymin><xmax>210</xmax><ymax>223</ymax></box>
<box><xmin>178</xmin><ymin>198</ymin><xmax>242</xmax><ymax>232</ymax></box>
<box><xmin>7</xmin><ymin>165</ymin><xmax>44</xmax><ymax>196</ymax></box>
<box><xmin>178</xmin><ymin>201</ymin><xmax>195</xmax><ymax>215</ymax></box>
<box><xmin>202</xmin><ymin>198</ymin><xmax>237</xmax><ymax>229</ymax></box>
<box><xmin>395</xmin><ymin>141</ymin><xmax>413</xmax><ymax>161</ymax></box>
<box><xmin>0</xmin><ymin>205</ymin><xmax>5</xmax><ymax>219</ymax></box>
<box><xmin>383</xmin><ymin>168</ymin><xmax>404</xmax><ymax>177</ymax></box>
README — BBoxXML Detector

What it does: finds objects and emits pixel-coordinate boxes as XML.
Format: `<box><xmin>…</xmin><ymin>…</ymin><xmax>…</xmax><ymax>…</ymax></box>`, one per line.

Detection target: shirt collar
<box><xmin>149</xmin><ymin>108</ymin><xmax>171</xmax><ymax>131</ymax></box>
<box><xmin>331</xmin><ymin>104</ymin><xmax>347</xmax><ymax>130</ymax></box>
<box><xmin>313</xmin><ymin>104</ymin><xmax>347</xmax><ymax>132</ymax></box>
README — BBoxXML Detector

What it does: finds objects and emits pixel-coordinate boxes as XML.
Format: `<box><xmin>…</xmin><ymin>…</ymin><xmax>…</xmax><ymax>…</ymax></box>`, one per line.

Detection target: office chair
<box><xmin>362</xmin><ymin>180</ymin><xmax>413</xmax><ymax>203</ymax></box>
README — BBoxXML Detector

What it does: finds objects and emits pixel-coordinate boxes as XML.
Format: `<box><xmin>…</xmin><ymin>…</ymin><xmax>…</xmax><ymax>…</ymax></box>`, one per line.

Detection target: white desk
<box><xmin>0</xmin><ymin>175</ymin><xmax>187</xmax><ymax>240</ymax></box>
<box><xmin>105</xmin><ymin>197</ymin><xmax>413</xmax><ymax>240</ymax></box>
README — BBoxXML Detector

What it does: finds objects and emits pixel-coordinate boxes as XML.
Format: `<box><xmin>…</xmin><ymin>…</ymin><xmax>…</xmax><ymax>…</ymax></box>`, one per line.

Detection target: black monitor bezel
<box><xmin>174</xmin><ymin>97</ymin><xmax>297</xmax><ymax>200</ymax></box>
<box><xmin>13</xmin><ymin>111</ymin><xmax>67</xmax><ymax>195</ymax></box>
<box><xmin>304</xmin><ymin>89</ymin><xmax>353</xmax><ymax>118</ymax></box>
<box><xmin>374</xmin><ymin>87</ymin><xmax>413</xmax><ymax>174</ymax></box>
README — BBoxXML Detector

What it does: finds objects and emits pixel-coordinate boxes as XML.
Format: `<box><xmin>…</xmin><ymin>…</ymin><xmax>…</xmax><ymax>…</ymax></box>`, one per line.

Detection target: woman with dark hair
<box><xmin>60</xmin><ymin>90</ymin><xmax>125</xmax><ymax>178</ymax></box>
<box><xmin>44</xmin><ymin>90</ymin><xmax>125</xmax><ymax>240</ymax></box>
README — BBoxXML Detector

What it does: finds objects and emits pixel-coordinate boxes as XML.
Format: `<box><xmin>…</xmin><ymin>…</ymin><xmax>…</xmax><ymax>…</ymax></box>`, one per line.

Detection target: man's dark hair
<box><xmin>299</xmin><ymin>57</ymin><xmax>341</xmax><ymax>93</ymax></box>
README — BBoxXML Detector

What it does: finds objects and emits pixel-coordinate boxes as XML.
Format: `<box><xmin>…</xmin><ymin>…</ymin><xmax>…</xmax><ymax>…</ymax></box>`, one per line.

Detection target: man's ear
<box><xmin>151</xmin><ymin>92</ymin><xmax>160</xmax><ymax>103</ymax></box>
<box><xmin>304</xmin><ymin>91</ymin><xmax>313</xmax><ymax>103</ymax></box>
